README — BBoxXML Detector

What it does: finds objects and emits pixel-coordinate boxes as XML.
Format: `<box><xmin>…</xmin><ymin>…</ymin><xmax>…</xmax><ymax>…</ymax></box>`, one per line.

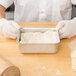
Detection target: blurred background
<box><xmin>5</xmin><ymin>4</ymin><xmax>76</xmax><ymax>20</ymax></box>
<box><xmin>5</xmin><ymin>4</ymin><xmax>14</xmax><ymax>20</ymax></box>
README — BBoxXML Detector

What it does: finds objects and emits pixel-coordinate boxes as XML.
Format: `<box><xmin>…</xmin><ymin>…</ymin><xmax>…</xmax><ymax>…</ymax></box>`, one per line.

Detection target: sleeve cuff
<box><xmin>71</xmin><ymin>0</ymin><xmax>76</xmax><ymax>5</ymax></box>
<box><xmin>0</xmin><ymin>0</ymin><xmax>14</xmax><ymax>8</ymax></box>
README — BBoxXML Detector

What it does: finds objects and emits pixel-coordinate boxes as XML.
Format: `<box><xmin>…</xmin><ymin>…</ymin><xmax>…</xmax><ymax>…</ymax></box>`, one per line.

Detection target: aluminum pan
<box><xmin>17</xmin><ymin>27</ymin><xmax>60</xmax><ymax>44</ymax></box>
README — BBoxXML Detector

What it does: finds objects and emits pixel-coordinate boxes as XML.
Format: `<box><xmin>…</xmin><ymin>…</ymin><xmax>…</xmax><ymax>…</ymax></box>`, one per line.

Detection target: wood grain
<box><xmin>0</xmin><ymin>57</ymin><xmax>20</xmax><ymax>76</ymax></box>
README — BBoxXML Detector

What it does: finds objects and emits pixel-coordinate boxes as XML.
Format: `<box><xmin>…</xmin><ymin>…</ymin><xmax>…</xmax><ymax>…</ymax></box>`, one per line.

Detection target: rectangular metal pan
<box><xmin>17</xmin><ymin>27</ymin><xmax>60</xmax><ymax>53</ymax></box>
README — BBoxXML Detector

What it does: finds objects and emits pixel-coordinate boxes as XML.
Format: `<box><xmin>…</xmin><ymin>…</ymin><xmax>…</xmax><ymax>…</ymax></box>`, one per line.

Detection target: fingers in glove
<box><xmin>8</xmin><ymin>26</ymin><xmax>18</xmax><ymax>34</ymax></box>
<box><xmin>60</xmin><ymin>33</ymin><xmax>69</xmax><ymax>39</ymax></box>
<box><xmin>60</xmin><ymin>34</ymin><xmax>66</xmax><ymax>39</ymax></box>
<box><xmin>56</xmin><ymin>21</ymin><xmax>66</xmax><ymax>30</ymax></box>
<box><xmin>60</xmin><ymin>30</ymin><xmax>70</xmax><ymax>39</ymax></box>
<box><xmin>4</xmin><ymin>32</ymin><xmax>17</xmax><ymax>39</ymax></box>
<box><xmin>6</xmin><ymin>35</ymin><xmax>17</xmax><ymax>39</ymax></box>
<box><xmin>5</xmin><ymin>35</ymin><xmax>17</xmax><ymax>39</ymax></box>
<box><xmin>59</xmin><ymin>28</ymin><xmax>65</xmax><ymax>36</ymax></box>
<box><xmin>9</xmin><ymin>21</ymin><xmax>20</xmax><ymax>30</ymax></box>
<box><xmin>7</xmin><ymin>25</ymin><xmax>19</xmax><ymax>34</ymax></box>
<box><xmin>9</xmin><ymin>21</ymin><xmax>20</xmax><ymax>34</ymax></box>
<box><xmin>59</xmin><ymin>27</ymin><xmax>67</xmax><ymax>39</ymax></box>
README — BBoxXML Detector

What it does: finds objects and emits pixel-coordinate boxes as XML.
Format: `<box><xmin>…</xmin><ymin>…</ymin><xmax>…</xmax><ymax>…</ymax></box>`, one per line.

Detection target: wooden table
<box><xmin>0</xmin><ymin>22</ymin><xmax>76</xmax><ymax>76</ymax></box>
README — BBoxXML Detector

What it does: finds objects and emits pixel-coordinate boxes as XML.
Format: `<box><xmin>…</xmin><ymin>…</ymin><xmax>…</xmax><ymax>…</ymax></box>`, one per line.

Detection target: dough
<box><xmin>20</xmin><ymin>31</ymin><xmax>58</xmax><ymax>43</ymax></box>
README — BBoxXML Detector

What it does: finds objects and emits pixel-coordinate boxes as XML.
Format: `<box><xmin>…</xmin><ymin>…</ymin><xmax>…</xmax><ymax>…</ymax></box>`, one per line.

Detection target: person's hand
<box><xmin>56</xmin><ymin>18</ymin><xmax>76</xmax><ymax>39</ymax></box>
<box><xmin>0</xmin><ymin>18</ymin><xmax>20</xmax><ymax>39</ymax></box>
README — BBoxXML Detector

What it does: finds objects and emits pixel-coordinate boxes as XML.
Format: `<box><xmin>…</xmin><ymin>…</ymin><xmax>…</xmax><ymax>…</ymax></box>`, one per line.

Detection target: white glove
<box><xmin>56</xmin><ymin>18</ymin><xmax>76</xmax><ymax>39</ymax></box>
<box><xmin>0</xmin><ymin>18</ymin><xmax>20</xmax><ymax>39</ymax></box>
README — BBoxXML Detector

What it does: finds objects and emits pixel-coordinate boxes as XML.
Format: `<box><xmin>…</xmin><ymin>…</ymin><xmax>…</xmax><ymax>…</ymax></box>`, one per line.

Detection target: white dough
<box><xmin>20</xmin><ymin>31</ymin><xmax>58</xmax><ymax>43</ymax></box>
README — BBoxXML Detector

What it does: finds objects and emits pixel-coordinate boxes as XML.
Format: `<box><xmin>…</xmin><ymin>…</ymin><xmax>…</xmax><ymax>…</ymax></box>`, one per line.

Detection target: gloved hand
<box><xmin>0</xmin><ymin>18</ymin><xmax>20</xmax><ymax>39</ymax></box>
<box><xmin>56</xmin><ymin>18</ymin><xmax>76</xmax><ymax>39</ymax></box>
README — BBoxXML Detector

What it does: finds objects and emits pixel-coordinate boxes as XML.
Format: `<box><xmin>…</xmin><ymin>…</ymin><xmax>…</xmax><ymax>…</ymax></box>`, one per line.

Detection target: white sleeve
<box><xmin>0</xmin><ymin>0</ymin><xmax>14</xmax><ymax>8</ymax></box>
<box><xmin>71</xmin><ymin>0</ymin><xmax>76</xmax><ymax>5</ymax></box>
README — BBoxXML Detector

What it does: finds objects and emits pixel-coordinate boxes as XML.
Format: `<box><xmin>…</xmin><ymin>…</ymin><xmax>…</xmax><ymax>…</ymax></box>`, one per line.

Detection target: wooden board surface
<box><xmin>0</xmin><ymin>22</ymin><xmax>76</xmax><ymax>76</ymax></box>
